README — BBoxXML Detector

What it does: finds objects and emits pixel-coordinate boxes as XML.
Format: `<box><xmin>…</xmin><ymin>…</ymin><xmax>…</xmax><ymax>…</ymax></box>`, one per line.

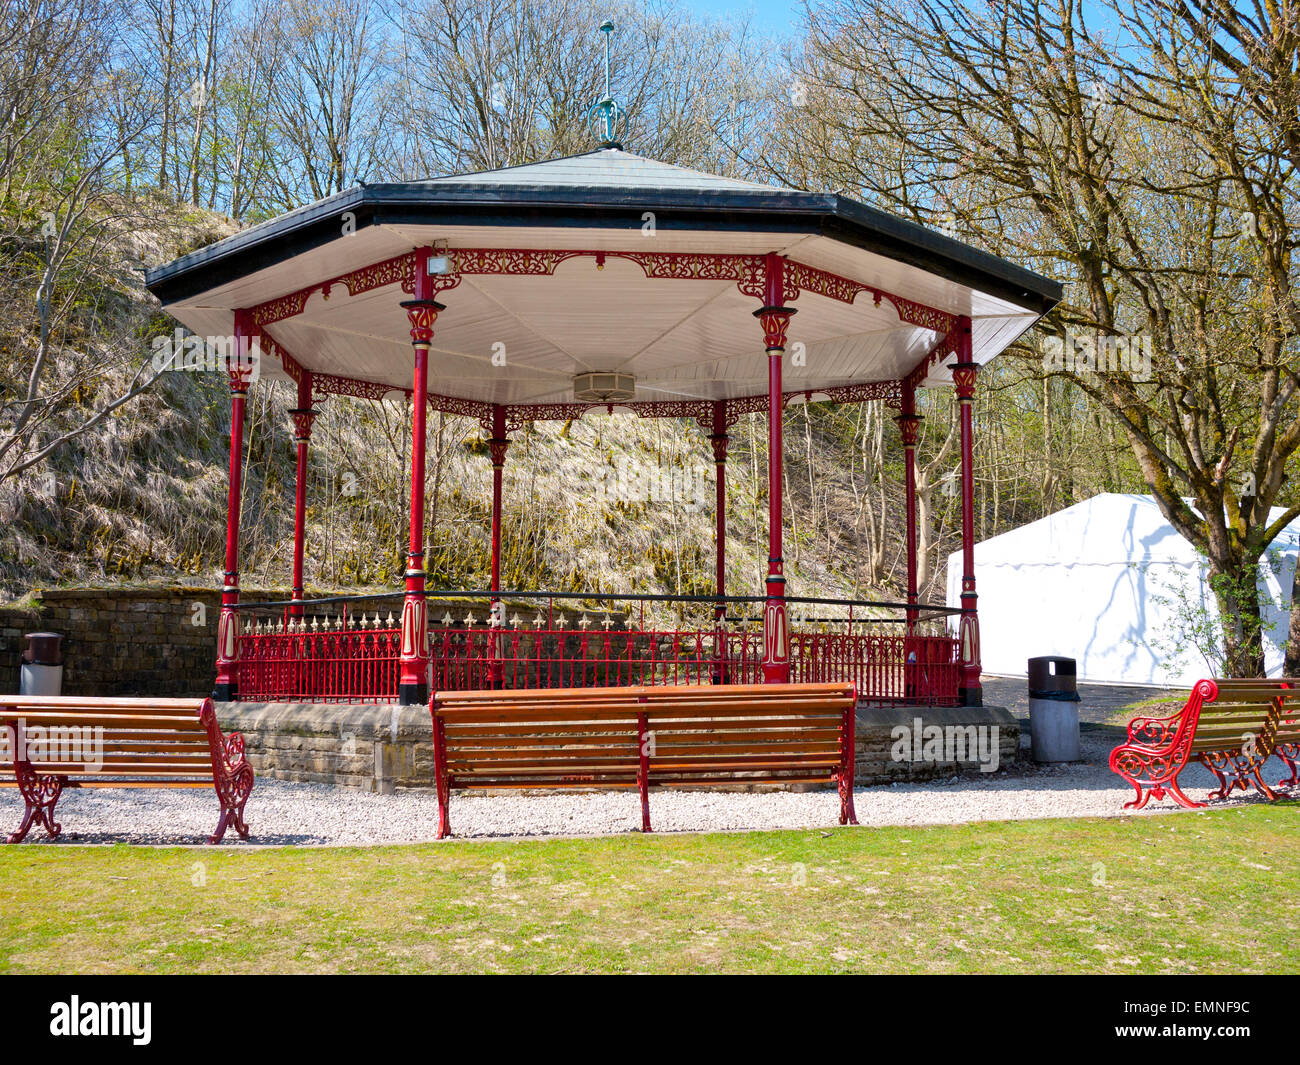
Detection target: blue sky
<box><xmin>685</xmin><ymin>0</ymin><xmax>806</xmax><ymax>34</ymax></box>
<box><xmin>682</xmin><ymin>0</ymin><xmax>1121</xmax><ymax>41</ymax></box>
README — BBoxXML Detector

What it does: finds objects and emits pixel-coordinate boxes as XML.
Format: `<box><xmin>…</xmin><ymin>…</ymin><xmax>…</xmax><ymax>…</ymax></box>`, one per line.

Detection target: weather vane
<box><xmin>586</xmin><ymin>20</ymin><xmax>627</xmax><ymax>149</ymax></box>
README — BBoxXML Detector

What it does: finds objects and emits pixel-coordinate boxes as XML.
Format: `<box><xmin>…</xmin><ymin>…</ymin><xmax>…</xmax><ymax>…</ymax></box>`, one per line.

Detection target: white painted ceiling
<box><xmin>157</xmin><ymin>151</ymin><xmax>1052</xmax><ymax>403</ymax></box>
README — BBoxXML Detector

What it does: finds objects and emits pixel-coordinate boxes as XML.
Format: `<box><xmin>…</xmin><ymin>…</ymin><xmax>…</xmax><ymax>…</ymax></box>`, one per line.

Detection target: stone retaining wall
<box><xmin>216</xmin><ymin>701</ymin><xmax>1019</xmax><ymax>792</ymax></box>
<box><xmin>0</xmin><ymin>587</ymin><xmax>291</xmax><ymax>698</ymax></box>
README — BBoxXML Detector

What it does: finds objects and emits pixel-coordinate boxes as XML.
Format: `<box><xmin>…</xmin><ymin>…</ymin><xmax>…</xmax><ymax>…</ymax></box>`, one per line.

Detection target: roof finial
<box><xmin>587</xmin><ymin>20</ymin><xmax>627</xmax><ymax>150</ymax></box>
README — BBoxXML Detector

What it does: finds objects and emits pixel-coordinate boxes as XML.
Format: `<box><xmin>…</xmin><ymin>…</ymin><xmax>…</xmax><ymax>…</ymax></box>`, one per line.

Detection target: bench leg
<box><xmin>201</xmin><ymin>711</ymin><xmax>254</xmax><ymax>844</ymax></box>
<box><xmin>433</xmin><ymin>716</ymin><xmax>451</xmax><ymax>840</ymax></box>
<box><xmin>1200</xmin><ymin>753</ymin><xmax>1239</xmax><ymax>801</ymax></box>
<box><xmin>838</xmin><ymin>707</ymin><xmax>858</xmax><ymax>826</ymax></box>
<box><xmin>1110</xmin><ymin>746</ymin><xmax>1205</xmax><ymax>810</ymax></box>
<box><xmin>1250</xmin><ymin>766</ymin><xmax>1279</xmax><ymax>802</ymax></box>
<box><xmin>1276</xmin><ymin>742</ymin><xmax>1299</xmax><ymax>789</ymax></box>
<box><xmin>1162</xmin><ymin>777</ymin><xmax>1208</xmax><ymax>809</ymax></box>
<box><xmin>7</xmin><ymin>762</ymin><xmax>64</xmax><ymax>843</ymax></box>
<box><xmin>1201</xmin><ymin>751</ymin><xmax>1276</xmax><ymax>803</ymax></box>
<box><xmin>838</xmin><ymin>772</ymin><xmax>858</xmax><ymax>826</ymax></box>
<box><xmin>637</xmin><ymin>712</ymin><xmax>652</xmax><ymax>833</ymax></box>
<box><xmin>209</xmin><ymin>763</ymin><xmax>253</xmax><ymax>844</ymax></box>
<box><xmin>208</xmin><ymin>735</ymin><xmax>254</xmax><ymax>844</ymax></box>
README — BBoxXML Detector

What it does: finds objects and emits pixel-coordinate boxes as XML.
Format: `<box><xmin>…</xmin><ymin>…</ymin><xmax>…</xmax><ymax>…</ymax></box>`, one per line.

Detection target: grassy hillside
<box><xmin>0</xmin><ymin>199</ymin><xmax>938</xmax><ymax>616</ymax></box>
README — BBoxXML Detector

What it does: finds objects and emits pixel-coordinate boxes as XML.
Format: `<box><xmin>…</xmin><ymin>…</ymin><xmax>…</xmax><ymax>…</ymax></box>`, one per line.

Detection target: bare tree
<box><xmin>384</xmin><ymin>0</ymin><xmax>773</xmax><ymax>179</ymax></box>
<box><xmin>0</xmin><ymin>0</ymin><xmax>168</xmax><ymax>486</ymax></box>
<box><xmin>757</xmin><ymin>0</ymin><xmax>1300</xmax><ymax>675</ymax></box>
<box><xmin>258</xmin><ymin>0</ymin><xmax>392</xmax><ymax>205</ymax></box>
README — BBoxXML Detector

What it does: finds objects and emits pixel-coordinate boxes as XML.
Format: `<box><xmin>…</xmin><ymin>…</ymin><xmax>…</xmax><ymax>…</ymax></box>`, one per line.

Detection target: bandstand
<box><xmin>146</xmin><ymin>92</ymin><xmax>1059</xmax><ymax>711</ymax></box>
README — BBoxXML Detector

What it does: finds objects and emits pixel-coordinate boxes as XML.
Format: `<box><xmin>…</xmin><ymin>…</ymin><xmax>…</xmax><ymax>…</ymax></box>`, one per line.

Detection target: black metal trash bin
<box><xmin>1027</xmin><ymin>655</ymin><xmax>1079</xmax><ymax>762</ymax></box>
<box><xmin>20</xmin><ymin>632</ymin><xmax>63</xmax><ymax>695</ymax></box>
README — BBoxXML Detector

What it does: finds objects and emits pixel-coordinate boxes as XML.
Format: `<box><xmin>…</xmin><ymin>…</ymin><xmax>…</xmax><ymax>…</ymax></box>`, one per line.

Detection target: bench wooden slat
<box><xmin>0</xmin><ymin>696</ymin><xmax>209</xmax><ymax>710</ymax></box>
<box><xmin>0</xmin><ymin>713</ymin><xmax>208</xmax><ymax>730</ymax></box>
<box><xmin>436</xmin><ymin>705</ymin><xmax>847</xmax><ymax>725</ymax></box>
<box><xmin>436</xmin><ymin>688</ymin><xmax>851</xmax><ymax>702</ymax></box>
<box><xmin>0</xmin><ymin>779</ymin><xmax>215</xmax><ymax>789</ymax></box>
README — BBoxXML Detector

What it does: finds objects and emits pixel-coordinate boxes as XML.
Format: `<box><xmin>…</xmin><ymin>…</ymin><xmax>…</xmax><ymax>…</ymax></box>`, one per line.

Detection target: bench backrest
<box><xmin>431</xmin><ymin>683</ymin><xmax>856</xmax><ymax>788</ymax></box>
<box><xmin>0</xmin><ymin>696</ymin><xmax>216</xmax><ymax>783</ymax></box>
<box><xmin>1189</xmin><ymin>680</ymin><xmax>1300</xmax><ymax>758</ymax></box>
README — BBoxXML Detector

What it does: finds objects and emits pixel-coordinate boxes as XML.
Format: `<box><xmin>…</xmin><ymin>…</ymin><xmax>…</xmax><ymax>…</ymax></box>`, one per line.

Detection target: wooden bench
<box><xmin>428</xmin><ymin>682</ymin><xmax>859</xmax><ymax>838</ymax></box>
<box><xmin>0</xmin><ymin>696</ymin><xmax>254</xmax><ymax>844</ymax></box>
<box><xmin>1109</xmin><ymin>678</ymin><xmax>1300</xmax><ymax>809</ymax></box>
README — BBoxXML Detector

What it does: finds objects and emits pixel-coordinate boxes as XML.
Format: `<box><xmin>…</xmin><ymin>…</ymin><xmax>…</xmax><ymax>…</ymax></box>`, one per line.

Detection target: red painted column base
<box><xmin>213</xmin><ymin>582</ymin><xmax>241</xmax><ymax>702</ymax></box>
<box><xmin>762</xmin><ymin>573</ymin><xmax>791</xmax><ymax>684</ymax></box>
<box><xmin>958</xmin><ymin>601</ymin><xmax>982</xmax><ymax>706</ymax></box>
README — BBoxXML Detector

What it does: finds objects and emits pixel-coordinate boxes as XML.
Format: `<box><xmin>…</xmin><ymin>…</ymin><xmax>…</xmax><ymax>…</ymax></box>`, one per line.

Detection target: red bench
<box><xmin>1109</xmin><ymin>678</ymin><xmax>1300</xmax><ymax>809</ymax></box>
<box><xmin>429</xmin><ymin>683</ymin><xmax>859</xmax><ymax>837</ymax></box>
<box><xmin>0</xmin><ymin>696</ymin><xmax>254</xmax><ymax>844</ymax></box>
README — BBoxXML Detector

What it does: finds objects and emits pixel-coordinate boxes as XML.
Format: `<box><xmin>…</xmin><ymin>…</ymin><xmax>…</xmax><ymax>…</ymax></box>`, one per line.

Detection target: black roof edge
<box><xmin>145</xmin><ymin>184</ymin><xmax>1063</xmax><ymax>316</ymax></box>
<box><xmin>826</xmin><ymin>196</ymin><xmax>1062</xmax><ymax>315</ymax></box>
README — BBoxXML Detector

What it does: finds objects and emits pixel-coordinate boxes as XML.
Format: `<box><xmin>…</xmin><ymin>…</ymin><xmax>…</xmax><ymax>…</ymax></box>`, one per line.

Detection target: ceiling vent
<box><xmin>573</xmin><ymin>372</ymin><xmax>635</xmax><ymax>403</ymax></box>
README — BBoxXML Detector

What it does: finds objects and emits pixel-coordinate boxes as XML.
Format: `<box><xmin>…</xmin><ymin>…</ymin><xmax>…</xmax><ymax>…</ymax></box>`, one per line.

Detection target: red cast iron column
<box><xmin>288</xmin><ymin>371</ymin><xmax>316</xmax><ymax>619</ymax></box>
<box><xmin>213</xmin><ymin>310</ymin><xmax>256</xmax><ymax>702</ymax></box>
<box><xmin>756</xmin><ymin>253</ymin><xmax>796</xmax><ymax>684</ymax></box>
<box><xmin>710</xmin><ymin>399</ymin><xmax>729</xmax><ymax>684</ymax></box>
<box><xmin>399</xmin><ymin>250</ymin><xmax>441</xmax><ymax>706</ymax></box>
<box><xmin>951</xmin><ymin>318</ymin><xmax>982</xmax><ymax>706</ymax></box>
<box><xmin>488</xmin><ymin>403</ymin><xmax>510</xmax><ymax>688</ymax></box>
<box><xmin>488</xmin><ymin>404</ymin><xmax>510</xmax><ymax>598</ymax></box>
<box><xmin>896</xmin><ymin>379</ymin><xmax>921</xmax><ymax>633</ymax></box>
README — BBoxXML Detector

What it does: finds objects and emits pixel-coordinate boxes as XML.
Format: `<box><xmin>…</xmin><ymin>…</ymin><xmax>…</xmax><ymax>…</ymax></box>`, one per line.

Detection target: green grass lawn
<box><xmin>1108</xmin><ymin>691</ymin><xmax>1189</xmax><ymax>727</ymax></box>
<box><xmin>0</xmin><ymin>805</ymin><xmax>1296</xmax><ymax>973</ymax></box>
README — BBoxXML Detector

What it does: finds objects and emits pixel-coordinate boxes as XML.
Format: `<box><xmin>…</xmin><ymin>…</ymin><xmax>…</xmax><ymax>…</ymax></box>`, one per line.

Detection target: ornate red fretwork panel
<box><xmin>905</xmin><ymin>330</ymin><xmax>960</xmax><ymax>391</ymax></box>
<box><xmin>245</xmin><ymin>247</ymin><xmax>955</xmax><ymax>339</ymax></box>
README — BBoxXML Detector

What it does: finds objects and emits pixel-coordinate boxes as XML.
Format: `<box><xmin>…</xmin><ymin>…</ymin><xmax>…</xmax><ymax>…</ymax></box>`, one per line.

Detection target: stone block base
<box><xmin>216</xmin><ymin>700</ymin><xmax>1018</xmax><ymax>793</ymax></box>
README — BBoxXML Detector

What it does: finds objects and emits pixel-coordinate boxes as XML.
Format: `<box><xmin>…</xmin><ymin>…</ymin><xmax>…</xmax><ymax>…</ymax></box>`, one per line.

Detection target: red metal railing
<box><xmin>234</xmin><ymin>592</ymin><xmax>961</xmax><ymax>705</ymax></box>
<box><xmin>237</xmin><ymin>616</ymin><xmax>402</xmax><ymax>703</ymax></box>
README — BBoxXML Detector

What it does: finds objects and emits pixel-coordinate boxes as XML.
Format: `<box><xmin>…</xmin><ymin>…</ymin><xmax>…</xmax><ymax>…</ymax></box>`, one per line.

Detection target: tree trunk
<box><xmin>1208</xmin><ymin>559</ymin><xmax>1267</xmax><ymax>678</ymax></box>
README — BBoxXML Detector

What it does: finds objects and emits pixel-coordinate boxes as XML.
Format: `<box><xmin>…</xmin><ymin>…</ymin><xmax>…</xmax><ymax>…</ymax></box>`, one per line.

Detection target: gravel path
<box><xmin>982</xmin><ymin>676</ymin><xmax>1172</xmax><ymax>724</ymax></box>
<box><xmin>1</xmin><ymin>728</ymin><xmax>1291</xmax><ymax>846</ymax></box>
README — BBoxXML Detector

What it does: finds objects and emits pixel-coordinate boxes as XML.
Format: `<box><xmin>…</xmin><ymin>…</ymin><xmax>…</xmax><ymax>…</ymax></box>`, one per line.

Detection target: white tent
<box><xmin>946</xmin><ymin>493</ymin><xmax>1300</xmax><ymax>686</ymax></box>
